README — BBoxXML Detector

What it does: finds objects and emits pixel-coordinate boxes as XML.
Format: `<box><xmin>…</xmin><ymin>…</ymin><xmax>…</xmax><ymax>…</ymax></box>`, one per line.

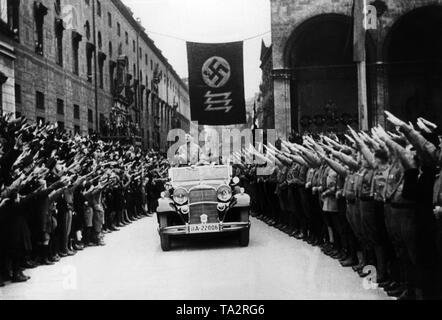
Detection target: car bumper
<box><xmin>159</xmin><ymin>221</ymin><xmax>251</xmax><ymax>235</ymax></box>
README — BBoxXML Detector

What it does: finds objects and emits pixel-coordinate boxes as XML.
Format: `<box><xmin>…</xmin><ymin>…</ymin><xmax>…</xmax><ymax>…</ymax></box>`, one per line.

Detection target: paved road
<box><xmin>0</xmin><ymin>217</ymin><xmax>390</xmax><ymax>300</ymax></box>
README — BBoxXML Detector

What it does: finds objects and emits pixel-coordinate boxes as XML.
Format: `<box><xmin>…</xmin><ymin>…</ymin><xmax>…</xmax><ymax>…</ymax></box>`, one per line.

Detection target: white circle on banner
<box><xmin>202</xmin><ymin>56</ymin><xmax>231</xmax><ymax>88</ymax></box>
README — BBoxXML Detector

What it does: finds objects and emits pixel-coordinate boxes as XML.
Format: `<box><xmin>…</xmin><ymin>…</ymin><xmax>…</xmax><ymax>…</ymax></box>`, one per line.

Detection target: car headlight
<box><xmin>173</xmin><ymin>188</ymin><xmax>188</xmax><ymax>205</ymax></box>
<box><xmin>217</xmin><ymin>185</ymin><xmax>232</xmax><ymax>202</ymax></box>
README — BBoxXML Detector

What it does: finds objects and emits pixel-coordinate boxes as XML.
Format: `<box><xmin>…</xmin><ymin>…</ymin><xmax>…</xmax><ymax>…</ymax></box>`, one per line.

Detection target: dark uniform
<box><xmin>384</xmin><ymin>160</ymin><xmax>417</xmax><ymax>296</ymax></box>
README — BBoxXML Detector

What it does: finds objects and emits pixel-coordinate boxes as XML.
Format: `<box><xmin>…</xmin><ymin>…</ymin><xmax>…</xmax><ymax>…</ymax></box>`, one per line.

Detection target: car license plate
<box><xmin>189</xmin><ymin>223</ymin><xmax>220</xmax><ymax>234</ymax></box>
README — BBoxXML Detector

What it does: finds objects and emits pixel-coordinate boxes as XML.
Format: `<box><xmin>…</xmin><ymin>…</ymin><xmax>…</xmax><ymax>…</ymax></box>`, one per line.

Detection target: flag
<box><xmin>0</xmin><ymin>0</ymin><xmax>7</xmax><ymax>23</ymax></box>
<box><xmin>353</xmin><ymin>0</ymin><xmax>366</xmax><ymax>62</ymax></box>
<box><xmin>186</xmin><ymin>41</ymin><xmax>246</xmax><ymax>125</ymax></box>
<box><xmin>61</xmin><ymin>3</ymin><xmax>79</xmax><ymax>31</ymax></box>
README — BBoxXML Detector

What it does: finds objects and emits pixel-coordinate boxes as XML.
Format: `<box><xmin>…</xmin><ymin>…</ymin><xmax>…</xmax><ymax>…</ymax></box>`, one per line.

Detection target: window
<box><xmin>74</xmin><ymin>104</ymin><xmax>80</xmax><ymax>119</ymax></box>
<box><xmin>72</xmin><ymin>37</ymin><xmax>80</xmax><ymax>75</ymax></box>
<box><xmin>117</xmin><ymin>22</ymin><xmax>120</xmax><ymax>36</ymax></box>
<box><xmin>36</xmin><ymin>91</ymin><xmax>44</xmax><ymax>110</ymax></box>
<box><xmin>74</xmin><ymin>125</ymin><xmax>81</xmax><ymax>135</ymax></box>
<box><xmin>55</xmin><ymin>19</ymin><xmax>64</xmax><ymax>66</ymax></box>
<box><xmin>99</xmin><ymin>113</ymin><xmax>105</xmax><ymax>133</ymax></box>
<box><xmin>125</xmin><ymin>32</ymin><xmax>128</xmax><ymax>45</ymax></box>
<box><xmin>139</xmin><ymin>47</ymin><xmax>142</xmax><ymax>58</ymax></box>
<box><xmin>85</xmin><ymin>21</ymin><xmax>91</xmax><ymax>40</ymax></box>
<box><xmin>15</xmin><ymin>84</ymin><xmax>21</xmax><ymax>104</ymax></box>
<box><xmin>85</xmin><ymin>0</ymin><xmax>90</xmax><ymax>6</ymax></box>
<box><xmin>145</xmin><ymin>54</ymin><xmax>148</xmax><ymax>65</ymax></box>
<box><xmin>86</xmin><ymin>43</ymin><xmax>93</xmax><ymax>82</ymax></box>
<box><xmin>57</xmin><ymin>121</ymin><xmax>65</xmax><ymax>131</ymax></box>
<box><xmin>133</xmin><ymin>40</ymin><xmax>135</xmax><ymax>52</ymax></box>
<box><xmin>97</xmin><ymin>1</ymin><xmax>101</xmax><ymax>17</ymax></box>
<box><xmin>99</xmin><ymin>59</ymin><xmax>104</xmax><ymax>89</ymax></box>
<box><xmin>150</xmin><ymin>59</ymin><xmax>153</xmax><ymax>70</ymax></box>
<box><xmin>34</xmin><ymin>3</ymin><xmax>48</xmax><ymax>55</ymax></box>
<box><xmin>108</xmin><ymin>12</ymin><xmax>112</xmax><ymax>27</ymax></box>
<box><xmin>109</xmin><ymin>41</ymin><xmax>113</xmax><ymax>57</ymax></box>
<box><xmin>57</xmin><ymin>98</ymin><xmax>64</xmax><ymax>115</ymax></box>
<box><xmin>0</xmin><ymin>73</ymin><xmax>6</xmax><ymax>115</ymax></box>
<box><xmin>97</xmin><ymin>31</ymin><xmax>102</xmax><ymax>49</ymax></box>
<box><xmin>88</xmin><ymin>109</ymin><xmax>93</xmax><ymax>123</ymax></box>
<box><xmin>109</xmin><ymin>62</ymin><xmax>116</xmax><ymax>92</ymax></box>
<box><xmin>1</xmin><ymin>0</ymin><xmax>20</xmax><ymax>40</ymax></box>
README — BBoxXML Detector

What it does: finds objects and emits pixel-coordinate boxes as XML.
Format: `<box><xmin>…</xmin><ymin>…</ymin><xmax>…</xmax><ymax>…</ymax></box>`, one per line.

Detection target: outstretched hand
<box><xmin>385</xmin><ymin>111</ymin><xmax>406</xmax><ymax>128</ymax></box>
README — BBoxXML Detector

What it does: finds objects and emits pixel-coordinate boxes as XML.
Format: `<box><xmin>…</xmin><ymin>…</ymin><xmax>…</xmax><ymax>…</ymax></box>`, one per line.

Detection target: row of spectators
<box><xmin>237</xmin><ymin>112</ymin><xmax>442</xmax><ymax>300</ymax></box>
<box><xmin>0</xmin><ymin>114</ymin><xmax>169</xmax><ymax>286</ymax></box>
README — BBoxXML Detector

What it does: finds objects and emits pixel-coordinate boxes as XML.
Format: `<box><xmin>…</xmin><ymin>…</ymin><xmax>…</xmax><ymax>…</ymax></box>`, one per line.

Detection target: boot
<box><xmin>12</xmin><ymin>270</ymin><xmax>30</xmax><ymax>283</ymax></box>
<box><xmin>377</xmin><ymin>279</ymin><xmax>393</xmax><ymax>288</ymax></box>
<box><xmin>387</xmin><ymin>285</ymin><xmax>407</xmax><ymax>297</ymax></box>
<box><xmin>397</xmin><ymin>289</ymin><xmax>415</xmax><ymax>300</ymax></box>
<box><xmin>50</xmin><ymin>254</ymin><xmax>61</xmax><ymax>262</ymax></box>
<box><xmin>68</xmin><ymin>239</ymin><xmax>77</xmax><ymax>254</ymax></box>
<box><xmin>384</xmin><ymin>281</ymin><xmax>401</xmax><ymax>291</ymax></box>
<box><xmin>73</xmin><ymin>241</ymin><xmax>84</xmax><ymax>251</ymax></box>
<box><xmin>42</xmin><ymin>246</ymin><xmax>54</xmax><ymax>265</ymax></box>
<box><xmin>340</xmin><ymin>257</ymin><xmax>358</xmax><ymax>267</ymax></box>
<box><xmin>22</xmin><ymin>259</ymin><xmax>39</xmax><ymax>269</ymax></box>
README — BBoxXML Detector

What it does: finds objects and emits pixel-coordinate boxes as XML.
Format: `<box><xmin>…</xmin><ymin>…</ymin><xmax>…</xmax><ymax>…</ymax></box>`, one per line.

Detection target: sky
<box><xmin>122</xmin><ymin>0</ymin><xmax>271</xmax><ymax>100</ymax></box>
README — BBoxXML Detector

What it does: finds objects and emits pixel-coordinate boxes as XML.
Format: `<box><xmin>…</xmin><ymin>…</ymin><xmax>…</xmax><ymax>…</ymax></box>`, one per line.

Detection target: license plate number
<box><xmin>189</xmin><ymin>223</ymin><xmax>220</xmax><ymax>234</ymax></box>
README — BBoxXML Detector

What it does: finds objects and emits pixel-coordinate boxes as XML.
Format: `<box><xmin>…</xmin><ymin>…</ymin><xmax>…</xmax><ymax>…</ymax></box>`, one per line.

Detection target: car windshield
<box><xmin>169</xmin><ymin>165</ymin><xmax>231</xmax><ymax>183</ymax></box>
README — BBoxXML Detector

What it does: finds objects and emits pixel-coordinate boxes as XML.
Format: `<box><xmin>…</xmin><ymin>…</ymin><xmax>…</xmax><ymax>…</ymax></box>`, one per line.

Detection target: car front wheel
<box><xmin>239</xmin><ymin>228</ymin><xmax>250</xmax><ymax>247</ymax></box>
<box><xmin>160</xmin><ymin>233</ymin><xmax>171</xmax><ymax>252</ymax></box>
<box><xmin>159</xmin><ymin>214</ymin><xmax>171</xmax><ymax>251</ymax></box>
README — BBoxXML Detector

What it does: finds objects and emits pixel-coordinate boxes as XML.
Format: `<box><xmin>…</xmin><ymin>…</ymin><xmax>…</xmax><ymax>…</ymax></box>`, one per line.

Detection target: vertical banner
<box><xmin>0</xmin><ymin>0</ymin><xmax>7</xmax><ymax>23</ymax></box>
<box><xmin>186</xmin><ymin>41</ymin><xmax>246</xmax><ymax>125</ymax></box>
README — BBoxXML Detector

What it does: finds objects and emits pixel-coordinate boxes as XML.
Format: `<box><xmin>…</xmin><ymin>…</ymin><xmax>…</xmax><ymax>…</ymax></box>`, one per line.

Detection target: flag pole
<box><xmin>355</xmin><ymin>0</ymin><xmax>369</xmax><ymax>131</ymax></box>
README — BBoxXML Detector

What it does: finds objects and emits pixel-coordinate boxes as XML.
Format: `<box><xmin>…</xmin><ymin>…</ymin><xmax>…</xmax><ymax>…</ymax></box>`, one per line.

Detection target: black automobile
<box><xmin>156</xmin><ymin>165</ymin><xmax>251</xmax><ymax>251</ymax></box>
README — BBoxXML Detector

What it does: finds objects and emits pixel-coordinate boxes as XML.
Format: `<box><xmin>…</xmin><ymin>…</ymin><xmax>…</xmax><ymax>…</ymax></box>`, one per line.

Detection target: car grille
<box><xmin>189</xmin><ymin>189</ymin><xmax>219</xmax><ymax>224</ymax></box>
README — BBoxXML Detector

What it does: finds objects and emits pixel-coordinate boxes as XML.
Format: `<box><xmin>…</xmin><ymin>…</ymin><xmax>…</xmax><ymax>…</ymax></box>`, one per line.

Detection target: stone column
<box><xmin>272</xmin><ymin>68</ymin><xmax>292</xmax><ymax>139</ymax></box>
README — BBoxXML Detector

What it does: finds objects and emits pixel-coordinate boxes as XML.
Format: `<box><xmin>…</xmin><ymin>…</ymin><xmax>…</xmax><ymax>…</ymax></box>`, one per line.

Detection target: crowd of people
<box><xmin>3</xmin><ymin>109</ymin><xmax>442</xmax><ymax>300</ymax></box>
<box><xmin>0</xmin><ymin>114</ymin><xmax>169</xmax><ymax>286</ymax></box>
<box><xmin>234</xmin><ymin>111</ymin><xmax>442</xmax><ymax>300</ymax></box>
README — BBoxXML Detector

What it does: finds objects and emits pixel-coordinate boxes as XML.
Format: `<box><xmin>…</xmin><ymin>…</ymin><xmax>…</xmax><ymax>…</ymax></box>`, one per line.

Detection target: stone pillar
<box><xmin>357</xmin><ymin>61</ymin><xmax>369</xmax><ymax>131</ymax></box>
<box><xmin>272</xmin><ymin>68</ymin><xmax>292</xmax><ymax>139</ymax></box>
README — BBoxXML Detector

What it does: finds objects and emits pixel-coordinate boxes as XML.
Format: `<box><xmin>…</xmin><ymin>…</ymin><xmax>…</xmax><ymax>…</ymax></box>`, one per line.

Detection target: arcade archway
<box><xmin>286</xmin><ymin>14</ymin><xmax>375</xmax><ymax>133</ymax></box>
<box><xmin>385</xmin><ymin>6</ymin><xmax>442</xmax><ymax>125</ymax></box>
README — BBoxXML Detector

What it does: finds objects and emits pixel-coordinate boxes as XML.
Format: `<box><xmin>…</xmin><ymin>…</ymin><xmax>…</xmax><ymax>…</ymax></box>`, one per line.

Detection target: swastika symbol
<box><xmin>202</xmin><ymin>56</ymin><xmax>231</xmax><ymax>88</ymax></box>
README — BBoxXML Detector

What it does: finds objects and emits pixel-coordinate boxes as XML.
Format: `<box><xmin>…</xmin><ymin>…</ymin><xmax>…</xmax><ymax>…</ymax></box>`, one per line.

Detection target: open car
<box><xmin>156</xmin><ymin>165</ymin><xmax>251</xmax><ymax>251</ymax></box>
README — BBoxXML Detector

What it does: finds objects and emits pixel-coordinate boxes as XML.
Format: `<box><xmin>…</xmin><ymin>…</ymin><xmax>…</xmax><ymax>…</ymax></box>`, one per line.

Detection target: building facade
<box><xmin>0</xmin><ymin>0</ymin><xmax>18</xmax><ymax>116</ymax></box>
<box><xmin>1</xmin><ymin>0</ymin><xmax>190</xmax><ymax>151</ymax></box>
<box><xmin>270</xmin><ymin>0</ymin><xmax>442</xmax><ymax>137</ymax></box>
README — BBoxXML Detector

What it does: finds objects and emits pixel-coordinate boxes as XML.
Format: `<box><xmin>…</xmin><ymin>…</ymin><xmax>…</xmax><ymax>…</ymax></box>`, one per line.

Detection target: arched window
<box><xmin>97</xmin><ymin>31</ymin><xmax>102</xmax><ymax>49</ymax></box>
<box><xmin>85</xmin><ymin>21</ymin><xmax>90</xmax><ymax>40</ymax></box>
